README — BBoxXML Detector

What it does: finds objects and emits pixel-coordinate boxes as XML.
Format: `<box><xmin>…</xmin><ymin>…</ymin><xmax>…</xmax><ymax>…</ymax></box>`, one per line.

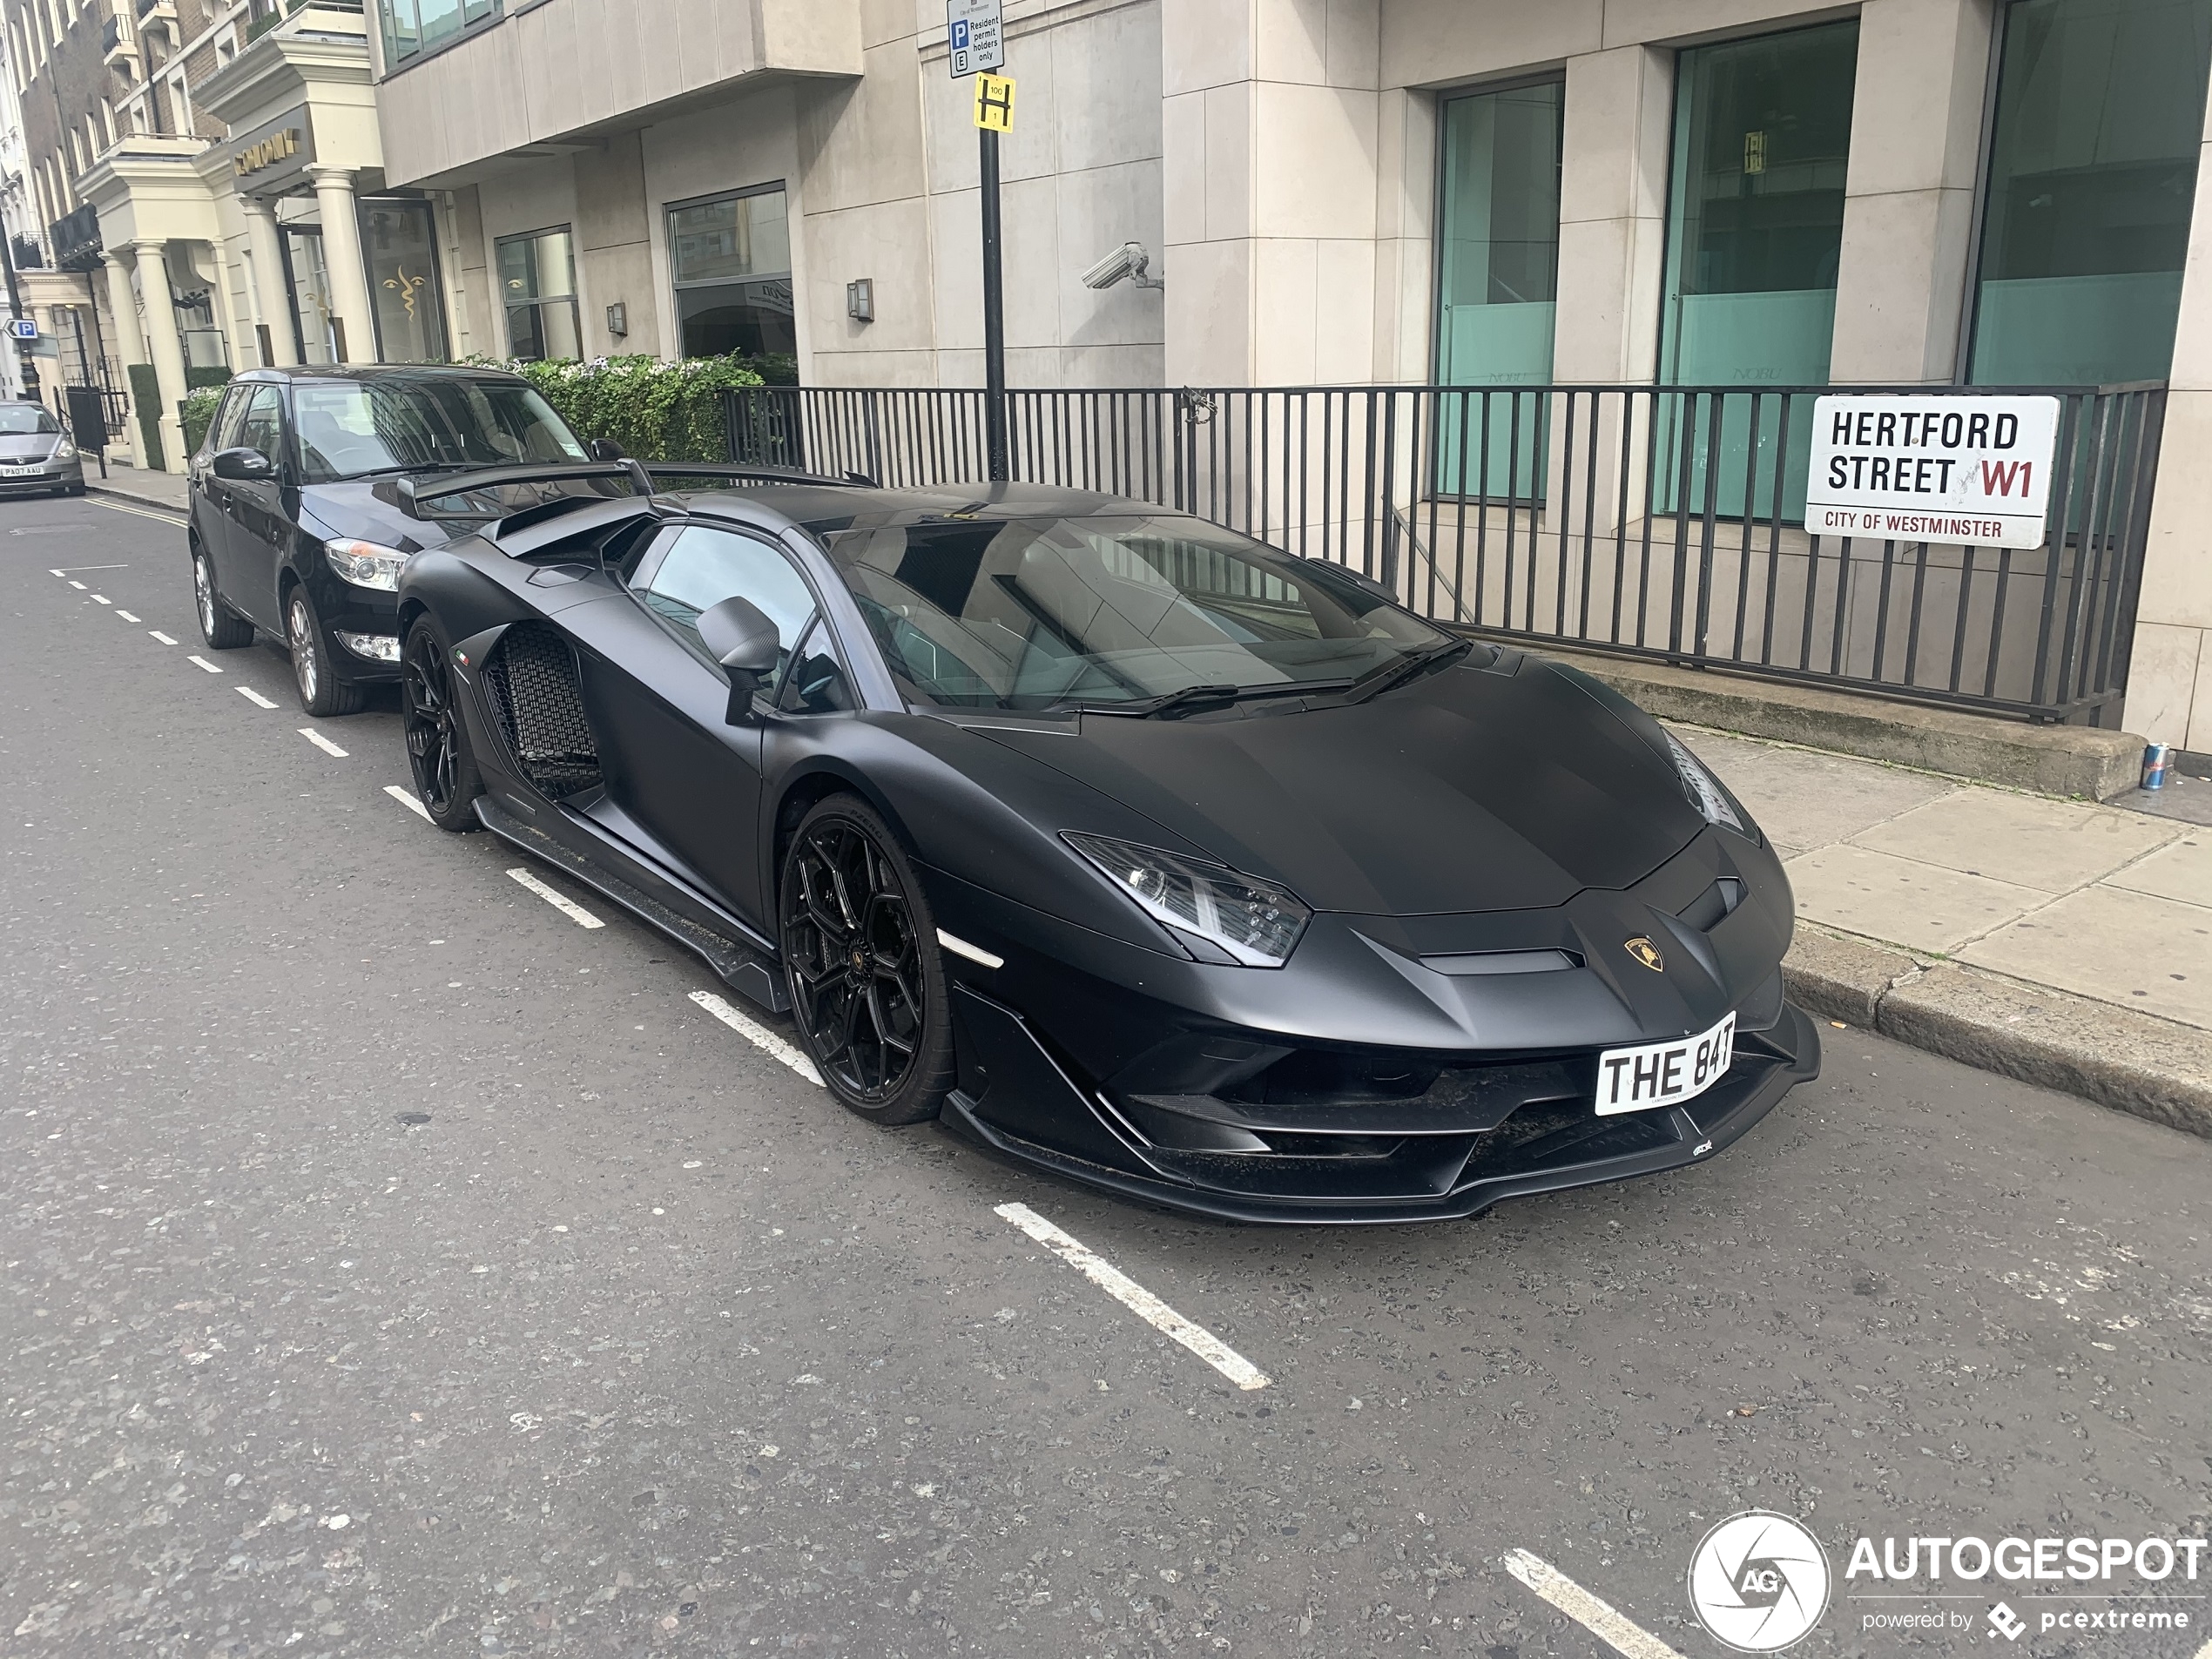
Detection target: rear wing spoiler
<box><xmin>394</xmin><ymin>458</ymin><xmax>870</xmax><ymax>520</ymax></box>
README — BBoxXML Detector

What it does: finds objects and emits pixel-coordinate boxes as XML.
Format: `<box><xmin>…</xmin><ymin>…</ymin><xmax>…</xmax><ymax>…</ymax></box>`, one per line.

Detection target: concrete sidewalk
<box><xmin>85</xmin><ymin>461</ymin><xmax>187</xmax><ymax>512</ymax></box>
<box><xmin>1678</xmin><ymin>725</ymin><xmax>2212</xmax><ymax>1136</ymax></box>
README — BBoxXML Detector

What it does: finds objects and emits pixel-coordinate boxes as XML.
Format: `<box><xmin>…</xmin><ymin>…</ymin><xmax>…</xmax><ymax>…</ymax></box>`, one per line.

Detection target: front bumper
<box><xmin>0</xmin><ymin>460</ymin><xmax>81</xmax><ymax>493</ymax></box>
<box><xmin>941</xmin><ymin>982</ymin><xmax>1818</xmax><ymax>1224</ymax></box>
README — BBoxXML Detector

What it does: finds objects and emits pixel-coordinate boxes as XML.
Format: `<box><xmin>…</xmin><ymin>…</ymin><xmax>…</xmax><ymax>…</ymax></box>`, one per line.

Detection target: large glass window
<box><xmin>361</xmin><ymin>199</ymin><xmax>448</xmax><ymax>362</ymax></box>
<box><xmin>1658</xmin><ymin>20</ymin><xmax>1858</xmax><ymax>518</ymax></box>
<box><xmin>1433</xmin><ymin>78</ymin><xmax>1561</xmax><ymax>498</ymax></box>
<box><xmin>1968</xmin><ymin>0</ymin><xmax>2212</xmax><ymax>385</ymax></box>
<box><xmin>497</xmin><ymin>226</ymin><xmax>580</xmax><ymax>361</ymax></box>
<box><xmin>668</xmin><ymin>187</ymin><xmax>796</xmax><ymax>361</ymax></box>
<box><xmin>374</xmin><ymin>0</ymin><xmax>496</xmax><ymax>71</ymax></box>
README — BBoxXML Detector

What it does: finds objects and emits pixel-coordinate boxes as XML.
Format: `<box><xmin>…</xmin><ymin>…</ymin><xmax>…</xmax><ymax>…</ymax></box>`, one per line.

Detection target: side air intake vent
<box><xmin>481</xmin><ymin>623</ymin><xmax>602</xmax><ymax>798</ymax></box>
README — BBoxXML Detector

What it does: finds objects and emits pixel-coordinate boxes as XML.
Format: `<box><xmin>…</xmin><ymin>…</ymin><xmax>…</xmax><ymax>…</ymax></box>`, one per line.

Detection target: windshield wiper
<box><xmin>1338</xmin><ymin>638</ymin><xmax>1471</xmax><ymax>705</ymax></box>
<box><xmin>1058</xmin><ymin>683</ymin><xmax>1243</xmax><ymax>719</ymax></box>
<box><xmin>341</xmin><ymin>462</ymin><xmax>485</xmax><ymax>482</ymax></box>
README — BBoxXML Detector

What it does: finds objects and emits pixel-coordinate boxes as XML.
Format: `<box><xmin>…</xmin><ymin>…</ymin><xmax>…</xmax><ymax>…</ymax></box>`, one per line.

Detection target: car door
<box><xmin>194</xmin><ymin>384</ymin><xmax>254</xmax><ymax>590</ymax></box>
<box><xmin>569</xmin><ymin>521</ymin><xmax>822</xmax><ymax>927</ymax></box>
<box><xmin>217</xmin><ymin>385</ymin><xmax>291</xmax><ymax>631</ymax></box>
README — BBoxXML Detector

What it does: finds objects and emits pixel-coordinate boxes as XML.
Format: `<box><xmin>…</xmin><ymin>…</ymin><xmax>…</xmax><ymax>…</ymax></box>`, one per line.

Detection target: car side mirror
<box><xmin>584</xmin><ymin>436</ymin><xmax>624</xmax><ymax>462</ymax></box>
<box><xmin>211</xmin><ymin>446</ymin><xmax>275</xmax><ymax>482</ymax></box>
<box><xmin>697</xmin><ymin>595</ymin><xmax>780</xmax><ymax>725</ymax></box>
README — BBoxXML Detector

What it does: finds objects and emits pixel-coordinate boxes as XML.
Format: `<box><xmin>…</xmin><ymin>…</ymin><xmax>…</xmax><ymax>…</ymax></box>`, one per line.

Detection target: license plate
<box><xmin>1596</xmin><ymin>1013</ymin><xmax>1737</xmax><ymax>1115</ymax></box>
<box><xmin>2</xmin><ymin>465</ymin><xmax>42</xmax><ymax>477</ymax></box>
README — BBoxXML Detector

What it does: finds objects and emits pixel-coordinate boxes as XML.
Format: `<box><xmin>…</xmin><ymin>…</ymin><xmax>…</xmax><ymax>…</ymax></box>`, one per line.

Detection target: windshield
<box><xmin>0</xmin><ymin>405</ymin><xmax>59</xmax><ymax>435</ymax></box>
<box><xmin>822</xmin><ymin>515</ymin><xmax>1447</xmax><ymax>710</ymax></box>
<box><xmin>293</xmin><ymin>379</ymin><xmax>586</xmax><ymax>483</ymax></box>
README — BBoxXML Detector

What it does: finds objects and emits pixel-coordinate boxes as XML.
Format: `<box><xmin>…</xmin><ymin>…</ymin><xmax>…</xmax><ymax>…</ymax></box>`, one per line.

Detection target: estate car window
<box><xmin>234</xmin><ymin>387</ymin><xmax>286</xmax><ymax>466</ymax></box>
<box><xmin>634</xmin><ymin>524</ymin><xmax>819</xmax><ymax>688</ymax></box>
<box><xmin>0</xmin><ymin>404</ymin><xmax>61</xmax><ymax>435</ymax></box>
<box><xmin>208</xmin><ymin>384</ymin><xmax>253</xmax><ymax>454</ymax></box>
<box><xmin>292</xmin><ymin>378</ymin><xmax>585</xmax><ymax>483</ymax></box>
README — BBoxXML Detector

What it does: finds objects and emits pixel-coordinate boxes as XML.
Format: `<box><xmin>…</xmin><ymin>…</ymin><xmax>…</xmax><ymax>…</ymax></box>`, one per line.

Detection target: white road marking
<box><xmin>91</xmin><ymin>594</ymin><xmax>111</xmax><ymax>605</ymax></box>
<box><xmin>994</xmin><ymin>1202</ymin><xmax>1273</xmax><ymax>1391</ymax></box>
<box><xmin>688</xmin><ymin>990</ymin><xmax>824</xmax><ymax>1086</ymax></box>
<box><xmin>383</xmin><ymin>784</ymin><xmax>432</xmax><ymax>821</ymax></box>
<box><xmin>235</xmin><ymin>686</ymin><xmax>279</xmax><ymax>709</ymax></box>
<box><xmin>1501</xmin><ymin>1549</ymin><xmax>1686</xmax><ymax>1659</ymax></box>
<box><xmin>49</xmin><ymin>563</ymin><xmax>129</xmax><ymax>572</ymax></box>
<box><xmin>149</xmin><ymin>631</ymin><xmax>177</xmax><ymax>645</ymax></box>
<box><xmin>506</xmin><ymin>867</ymin><xmax>605</xmax><ymax>928</ymax></box>
<box><xmin>95</xmin><ymin>500</ymin><xmax>186</xmax><ymax>527</ymax></box>
<box><xmin>186</xmin><ymin>655</ymin><xmax>222</xmax><ymax>673</ymax></box>
<box><xmin>114</xmin><ymin>610</ymin><xmax>138</xmax><ymax>622</ymax></box>
<box><xmin>298</xmin><ymin>728</ymin><xmax>348</xmax><ymax>757</ymax></box>
<box><xmin>67</xmin><ymin>579</ymin><xmax>84</xmax><ymax>590</ymax></box>
<box><xmin>936</xmin><ymin>928</ymin><xmax>1004</xmax><ymax>968</ymax></box>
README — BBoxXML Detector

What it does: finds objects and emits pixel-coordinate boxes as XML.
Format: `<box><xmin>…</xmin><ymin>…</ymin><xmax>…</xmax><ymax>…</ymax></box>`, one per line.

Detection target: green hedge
<box><xmin>464</xmin><ymin>354</ymin><xmax>768</xmax><ymax>463</ymax></box>
<box><xmin>181</xmin><ymin>387</ymin><xmax>225</xmax><ymax>457</ymax></box>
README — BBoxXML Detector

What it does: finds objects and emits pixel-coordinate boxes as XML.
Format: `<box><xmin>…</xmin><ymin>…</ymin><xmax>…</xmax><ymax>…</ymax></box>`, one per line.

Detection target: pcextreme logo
<box><xmin>1688</xmin><ymin>1511</ymin><xmax>1833</xmax><ymax>1652</ymax></box>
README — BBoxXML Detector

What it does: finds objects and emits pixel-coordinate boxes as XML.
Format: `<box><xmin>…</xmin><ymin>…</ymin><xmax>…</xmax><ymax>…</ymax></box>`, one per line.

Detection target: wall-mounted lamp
<box><xmin>846</xmin><ymin>278</ymin><xmax>874</xmax><ymax>323</ymax></box>
<box><xmin>604</xmin><ymin>301</ymin><xmax>627</xmax><ymax>339</ymax></box>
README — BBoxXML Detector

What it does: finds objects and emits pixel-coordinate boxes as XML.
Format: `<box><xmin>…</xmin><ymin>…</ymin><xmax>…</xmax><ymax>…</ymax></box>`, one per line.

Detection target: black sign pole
<box><xmin>979</xmin><ymin>122</ymin><xmax>1008</xmax><ymax>482</ymax></box>
<box><xmin>0</xmin><ymin>231</ymin><xmax>37</xmax><ymax>402</ymax></box>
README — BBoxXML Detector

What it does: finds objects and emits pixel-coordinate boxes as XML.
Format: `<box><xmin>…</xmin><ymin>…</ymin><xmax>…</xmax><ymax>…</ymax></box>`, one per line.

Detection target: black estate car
<box><xmin>186</xmin><ymin>365</ymin><xmax>604</xmax><ymax>715</ymax></box>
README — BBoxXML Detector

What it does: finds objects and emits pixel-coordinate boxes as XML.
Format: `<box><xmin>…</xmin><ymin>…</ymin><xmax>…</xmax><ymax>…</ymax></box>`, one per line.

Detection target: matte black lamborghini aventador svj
<box><xmin>395</xmin><ymin>465</ymin><xmax>1818</xmax><ymax>1224</ymax></box>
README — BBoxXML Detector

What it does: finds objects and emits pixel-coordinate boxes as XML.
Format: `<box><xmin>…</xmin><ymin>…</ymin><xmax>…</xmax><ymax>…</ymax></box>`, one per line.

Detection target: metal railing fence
<box><xmin>726</xmin><ymin>381</ymin><xmax>2166</xmax><ymax>725</ymax></box>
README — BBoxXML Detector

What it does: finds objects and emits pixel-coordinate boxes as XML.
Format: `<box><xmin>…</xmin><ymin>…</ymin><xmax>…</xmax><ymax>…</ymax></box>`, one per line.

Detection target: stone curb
<box><xmin>86</xmin><ymin>478</ymin><xmax>187</xmax><ymax>514</ymax></box>
<box><xmin>1535</xmin><ymin>646</ymin><xmax>2144</xmax><ymax>801</ymax></box>
<box><xmin>1784</xmin><ymin>927</ymin><xmax>2212</xmax><ymax>1139</ymax></box>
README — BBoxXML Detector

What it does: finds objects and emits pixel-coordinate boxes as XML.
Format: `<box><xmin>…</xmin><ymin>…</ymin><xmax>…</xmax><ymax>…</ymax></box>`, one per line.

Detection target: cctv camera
<box><xmin>1082</xmin><ymin>241</ymin><xmax>1163</xmax><ymax>291</ymax></box>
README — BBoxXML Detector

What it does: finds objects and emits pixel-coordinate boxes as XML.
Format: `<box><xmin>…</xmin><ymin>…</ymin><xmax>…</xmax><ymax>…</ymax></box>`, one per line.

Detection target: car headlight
<box><xmin>324</xmin><ymin>538</ymin><xmax>409</xmax><ymax>591</ymax></box>
<box><xmin>1062</xmin><ymin>832</ymin><xmax>1311</xmax><ymax>967</ymax></box>
<box><xmin>1662</xmin><ymin>731</ymin><xmax>1750</xmax><ymax>835</ymax></box>
<box><xmin>51</xmin><ymin>439</ymin><xmax>75</xmax><ymax>461</ymax></box>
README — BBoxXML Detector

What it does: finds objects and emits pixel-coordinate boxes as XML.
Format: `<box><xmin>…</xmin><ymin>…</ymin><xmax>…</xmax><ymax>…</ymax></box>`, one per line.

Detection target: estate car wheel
<box><xmin>401</xmin><ymin>617</ymin><xmax>483</xmax><ymax>833</ymax></box>
<box><xmin>192</xmin><ymin>547</ymin><xmax>253</xmax><ymax>649</ymax></box>
<box><xmin>780</xmin><ymin>795</ymin><xmax>956</xmax><ymax>1126</ymax></box>
<box><xmin>288</xmin><ymin>586</ymin><xmax>363</xmax><ymax>718</ymax></box>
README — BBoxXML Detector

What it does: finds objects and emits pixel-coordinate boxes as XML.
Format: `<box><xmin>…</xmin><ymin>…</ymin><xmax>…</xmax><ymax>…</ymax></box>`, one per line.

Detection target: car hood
<box><xmin>297</xmin><ymin>481</ymin><xmax>473</xmax><ymax>554</ymax></box>
<box><xmin>0</xmin><ymin>435</ymin><xmax>58</xmax><ymax>460</ymax></box>
<box><xmin>968</xmin><ymin>654</ymin><xmax>1712</xmax><ymax>915</ymax></box>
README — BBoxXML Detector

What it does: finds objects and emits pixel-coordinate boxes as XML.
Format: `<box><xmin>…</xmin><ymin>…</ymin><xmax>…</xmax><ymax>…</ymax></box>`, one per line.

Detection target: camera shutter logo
<box><xmin>1687</xmin><ymin>1511</ymin><xmax>1831</xmax><ymax>1652</ymax></box>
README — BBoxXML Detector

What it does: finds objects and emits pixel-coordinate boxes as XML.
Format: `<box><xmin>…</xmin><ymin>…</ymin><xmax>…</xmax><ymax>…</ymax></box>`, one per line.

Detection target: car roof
<box><xmin>667</xmin><ymin>480</ymin><xmax>1177</xmax><ymax>542</ymax></box>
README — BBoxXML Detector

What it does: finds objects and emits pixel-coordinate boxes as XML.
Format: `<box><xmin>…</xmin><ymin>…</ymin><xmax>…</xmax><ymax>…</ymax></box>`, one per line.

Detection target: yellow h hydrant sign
<box><xmin>974</xmin><ymin>72</ymin><xmax>1015</xmax><ymax>132</ymax></box>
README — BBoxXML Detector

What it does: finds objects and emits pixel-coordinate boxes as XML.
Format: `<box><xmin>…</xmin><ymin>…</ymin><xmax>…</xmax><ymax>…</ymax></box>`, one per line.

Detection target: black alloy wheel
<box><xmin>780</xmin><ymin>796</ymin><xmax>955</xmax><ymax>1125</ymax></box>
<box><xmin>401</xmin><ymin>617</ymin><xmax>483</xmax><ymax>833</ymax></box>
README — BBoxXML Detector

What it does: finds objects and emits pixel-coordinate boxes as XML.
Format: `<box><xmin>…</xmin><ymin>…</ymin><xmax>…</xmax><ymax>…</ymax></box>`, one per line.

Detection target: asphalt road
<box><xmin>3</xmin><ymin>493</ymin><xmax>2209</xmax><ymax>1659</ymax></box>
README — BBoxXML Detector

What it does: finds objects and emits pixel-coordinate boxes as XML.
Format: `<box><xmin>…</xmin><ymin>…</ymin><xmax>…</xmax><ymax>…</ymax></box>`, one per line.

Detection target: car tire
<box><xmin>780</xmin><ymin>793</ymin><xmax>956</xmax><ymax>1126</ymax></box>
<box><xmin>401</xmin><ymin>616</ymin><xmax>483</xmax><ymax>833</ymax></box>
<box><xmin>192</xmin><ymin>546</ymin><xmax>255</xmax><ymax>650</ymax></box>
<box><xmin>287</xmin><ymin>585</ymin><xmax>364</xmax><ymax>717</ymax></box>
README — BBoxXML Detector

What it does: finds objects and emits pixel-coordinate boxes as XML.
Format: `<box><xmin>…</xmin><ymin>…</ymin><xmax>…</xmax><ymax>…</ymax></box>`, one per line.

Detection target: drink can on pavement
<box><xmin>2142</xmin><ymin>743</ymin><xmax>2173</xmax><ymax>791</ymax></box>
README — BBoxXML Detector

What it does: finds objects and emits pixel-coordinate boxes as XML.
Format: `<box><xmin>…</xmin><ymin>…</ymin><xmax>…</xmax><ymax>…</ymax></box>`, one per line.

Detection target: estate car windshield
<box><xmin>292</xmin><ymin>379</ymin><xmax>586</xmax><ymax>483</ymax></box>
<box><xmin>0</xmin><ymin>406</ymin><xmax>60</xmax><ymax>435</ymax></box>
<box><xmin>821</xmin><ymin>514</ymin><xmax>1449</xmax><ymax>710</ymax></box>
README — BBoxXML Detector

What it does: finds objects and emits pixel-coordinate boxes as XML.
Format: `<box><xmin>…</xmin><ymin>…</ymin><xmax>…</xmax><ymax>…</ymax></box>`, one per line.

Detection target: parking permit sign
<box><xmin>1805</xmin><ymin>394</ymin><xmax>2061</xmax><ymax>550</ymax></box>
<box><xmin>946</xmin><ymin>0</ymin><xmax>1002</xmax><ymax>76</ymax></box>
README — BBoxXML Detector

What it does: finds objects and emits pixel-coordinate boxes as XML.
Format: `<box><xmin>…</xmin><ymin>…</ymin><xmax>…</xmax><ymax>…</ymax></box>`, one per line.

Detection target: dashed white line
<box><xmin>1501</xmin><ymin>1549</ymin><xmax>1686</xmax><ymax>1659</ymax></box>
<box><xmin>91</xmin><ymin>594</ymin><xmax>111</xmax><ymax>605</ymax></box>
<box><xmin>186</xmin><ymin>654</ymin><xmax>222</xmax><ymax>673</ymax></box>
<box><xmin>994</xmin><ymin>1202</ymin><xmax>1273</xmax><ymax>1391</ymax></box>
<box><xmin>383</xmin><ymin>784</ymin><xmax>432</xmax><ymax>821</ymax></box>
<box><xmin>688</xmin><ymin>989</ymin><xmax>824</xmax><ymax>1086</ymax></box>
<box><xmin>235</xmin><ymin>686</ymin><xmax>279</xmax><ymax>710</ymax></box>
<box><xmin>506</xmin><ymin>867</ymin><xmax>605</xmax><ymax>929</ymax></box>
<box><xmin>66</xmin><ymin>579</ymin><xmax>84</xmax><ymax>590</ymax></box>
<box><xmin>115</xmin><ymin>610</ymin><xmax>138</xmax><ymax>622</ymax></box>
<box><xmin>298</xmin><ymin>728</ymin><xmax>348</xmax><ymax>758</ymax></box>
<box><xmin>149</xmin><ymin>631</ymin><xmax>177</xmax><ymax>645</ymax></box>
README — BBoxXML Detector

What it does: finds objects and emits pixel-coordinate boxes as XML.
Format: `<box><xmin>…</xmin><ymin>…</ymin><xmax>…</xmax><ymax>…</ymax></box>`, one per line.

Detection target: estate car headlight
<box><xmin>1663</xmin><ymin>731</ymin><xmax>1752</xmax><ymax>836</ymax></box>
<box><xmin>1063</xmin><ymin>832</ymin><xmax>1311</xmax><ymax>967</ymax></box>
<box><xmin>324</xmin><ymin>538</ymin><xmax>410</xmax><ymax>591</ymax></box>
<box><xmin>51</xmin><ymin>438</ymin><xmax>75</xmax><ymax>461</ymax></box>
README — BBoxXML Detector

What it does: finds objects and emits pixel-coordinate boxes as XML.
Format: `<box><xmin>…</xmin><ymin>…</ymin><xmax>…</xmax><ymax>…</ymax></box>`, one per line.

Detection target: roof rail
<box><xmin>395</xmin><ymin>458</ymin><xmax>869</xmax><ymax>519</ymax></box>
<box><xmin>631</xmin><ymin>461</ymin><xmax>867</xmax><ymax>489</ymax></box>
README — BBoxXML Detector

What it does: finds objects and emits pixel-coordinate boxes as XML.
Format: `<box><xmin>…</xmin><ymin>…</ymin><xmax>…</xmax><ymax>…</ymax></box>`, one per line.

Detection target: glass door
<box><xmin>1434</xmin><ymin>79</ymin><xmax>1561</xmax><ymax>499</ymax></box>
<box><xmin>282</xmin><ymin>226</ymin><xmax>340</xmax><ymax>366</ymax></box>
<box><xmin>361</xmin><ymin>199</ymin><xmax>449</xmax><ymax>362</ymax></box>
<box><xmin>1658</xmin><ymin>21</ymin><xmax>1858</xmax><ymax>519</ymax></box>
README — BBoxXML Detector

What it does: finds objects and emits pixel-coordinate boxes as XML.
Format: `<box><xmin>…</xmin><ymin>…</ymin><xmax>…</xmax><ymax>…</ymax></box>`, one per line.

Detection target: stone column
<box><xmin>1829</xmin><ymin>0</ymin><xmax>1995</xmax><ymax>383</ymax></box>
<box><xmin>132</xmin><ymin>239</ymin><xmax>190</xmax><ymax>473</ymax></box>
<box><xmin>100</xmin><ymin>249</ymin><xmax>148</xmax><ymax>467</ymax></box>
<box><xmin>239</xmin><ymin>198</ymin><xmax>299</xmax><ymax>366</ymax></box>
<box><xmin>308</xmin><ymin>165</ymin><xmax>377</xmax><ymax>363</ymax></box>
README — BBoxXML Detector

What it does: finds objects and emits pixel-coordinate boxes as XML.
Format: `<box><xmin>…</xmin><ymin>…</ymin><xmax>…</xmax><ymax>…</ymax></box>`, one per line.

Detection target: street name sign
<box><xmin>1804</xmin><ymin>393</ymin><xmax>2060</xmax><ymax>549</ymax></box>
<box><xmin>946</xmin><ymin>0</ymin><xmax>1002</xmax><ymax>76</ymax></box>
